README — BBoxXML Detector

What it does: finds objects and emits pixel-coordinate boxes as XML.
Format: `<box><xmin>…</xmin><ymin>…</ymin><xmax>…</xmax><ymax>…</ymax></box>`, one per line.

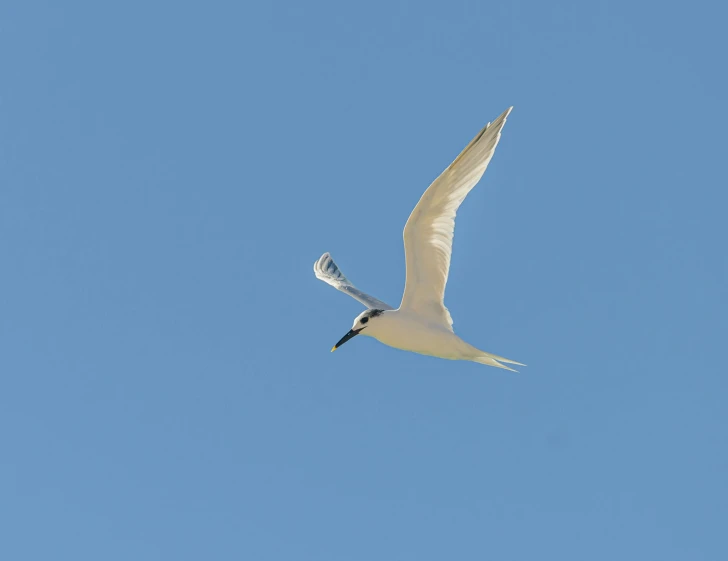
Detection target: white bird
<box><xmin>313</xmin><ymin>107</ymin><xmax>524</xmax><ymax>371</ymax></box>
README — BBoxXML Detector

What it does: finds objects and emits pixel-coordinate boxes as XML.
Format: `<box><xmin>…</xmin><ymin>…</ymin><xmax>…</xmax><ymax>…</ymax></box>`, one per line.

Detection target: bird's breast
<box><xmin>368</xmin><ymin>312</ymin><xmax>464</xmax><ymax>359</ymax></box>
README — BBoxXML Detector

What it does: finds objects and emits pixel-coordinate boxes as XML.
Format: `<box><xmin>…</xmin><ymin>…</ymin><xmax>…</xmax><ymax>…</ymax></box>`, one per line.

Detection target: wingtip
<box><xmin>314</xmin><ymin>251</ymin><xmax>330</xmax><ymax>272</ymax></box>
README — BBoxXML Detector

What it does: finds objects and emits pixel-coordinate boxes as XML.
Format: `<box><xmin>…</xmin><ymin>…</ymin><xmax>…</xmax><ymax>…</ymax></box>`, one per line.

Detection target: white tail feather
<box><xmin>480</xmin><ymin>351</ymin><xmax>525</xmax><ymax>366</ymax></box>
<box><xmin>471</xmin><ymin>351</ymin><xmax>525</xmax><ymax>372</ymax></box>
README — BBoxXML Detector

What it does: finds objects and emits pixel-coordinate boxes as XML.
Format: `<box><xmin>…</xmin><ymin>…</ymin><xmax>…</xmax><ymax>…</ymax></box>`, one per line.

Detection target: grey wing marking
<box><xmin>313</xmin><ymin>252</ymin><xmax>394</xmax><ymax>310</ymax></box>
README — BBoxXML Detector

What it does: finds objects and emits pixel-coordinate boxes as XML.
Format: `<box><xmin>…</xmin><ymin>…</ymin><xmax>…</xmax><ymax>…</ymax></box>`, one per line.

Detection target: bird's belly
<box><xmin>371</xmin><ymin>320</ymin><xmax>464</xmax><ymax>359</ymax></box>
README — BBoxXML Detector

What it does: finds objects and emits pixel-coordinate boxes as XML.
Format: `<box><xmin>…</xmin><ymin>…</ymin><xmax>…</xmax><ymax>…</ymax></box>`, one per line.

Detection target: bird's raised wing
<box><xmin>313</xmin><ymin>252</ymin><xmax>394</xmax><ymax>310</ymax></box>
<box><xmin>400</xmin><ymin>107</ymin><xmax>512</xmax><ymax>329</ymax></box>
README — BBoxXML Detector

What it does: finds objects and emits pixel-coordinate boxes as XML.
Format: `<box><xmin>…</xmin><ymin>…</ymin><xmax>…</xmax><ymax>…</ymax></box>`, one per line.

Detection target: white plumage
<box><xmin>314</xmin><ymin>107</ymin><xmax>524</xmax><ymax>371</ymax></box>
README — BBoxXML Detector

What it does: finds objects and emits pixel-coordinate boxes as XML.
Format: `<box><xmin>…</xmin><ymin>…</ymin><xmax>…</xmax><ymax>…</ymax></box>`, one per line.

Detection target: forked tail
<box><xmin>472</xmin><ymin>351</ymin><xmax>526</xmax><ymax>372</ymax></box>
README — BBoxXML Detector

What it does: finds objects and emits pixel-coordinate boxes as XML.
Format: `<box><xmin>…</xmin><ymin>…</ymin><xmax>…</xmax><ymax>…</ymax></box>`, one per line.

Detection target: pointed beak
<box><xmin>331</xmin><ymin>327</ymin><xmax>364</xmax><ymax>352</ymax></box>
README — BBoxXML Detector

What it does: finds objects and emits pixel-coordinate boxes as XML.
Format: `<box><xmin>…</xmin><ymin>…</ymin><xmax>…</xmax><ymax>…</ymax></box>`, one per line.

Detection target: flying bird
<box><xmin>313</xmin><ymin>107</ymin><xmax>523</xmax><ymax>371</ymax></box>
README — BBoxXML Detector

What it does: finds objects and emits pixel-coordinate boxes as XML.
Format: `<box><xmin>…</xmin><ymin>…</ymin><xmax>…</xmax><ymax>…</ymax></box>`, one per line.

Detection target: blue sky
<box><xmin>1</xmin><ymin>1</ymin><xmax>726</xmax><ymax>559</ymax></box>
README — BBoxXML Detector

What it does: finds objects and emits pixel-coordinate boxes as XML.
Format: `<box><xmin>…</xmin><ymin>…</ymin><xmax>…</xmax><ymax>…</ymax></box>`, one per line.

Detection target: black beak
<box><xmin>331</xmin><ymin>327</ymin><xmax>364</xmax><ymax>352</ymax></box>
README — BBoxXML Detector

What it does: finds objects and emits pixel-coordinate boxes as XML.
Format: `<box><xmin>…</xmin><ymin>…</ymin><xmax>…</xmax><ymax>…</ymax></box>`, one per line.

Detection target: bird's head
<box><xmin>331</xmin><ymin>309</ymin><xmax>387</xmax><ymax>352</ymax></box>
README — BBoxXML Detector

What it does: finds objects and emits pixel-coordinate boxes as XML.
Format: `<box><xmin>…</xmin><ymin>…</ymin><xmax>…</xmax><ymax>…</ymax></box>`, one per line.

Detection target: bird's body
<box><xmin>363</xmin><ymin>309</ymin><xmax>469</xmax><ymax>359</ymax></box>
<box><xmin>314</xmin><ymin>107</ymin><xmax>524</xmax><ymax>371</ymax></box>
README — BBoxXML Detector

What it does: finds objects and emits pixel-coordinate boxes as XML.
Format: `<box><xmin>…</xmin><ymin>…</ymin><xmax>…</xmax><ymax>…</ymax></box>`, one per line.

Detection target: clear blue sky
<box><xmin>1</xmin><ymin>1</ymin><xmax>726</xmax><ymax>559</ymax></box>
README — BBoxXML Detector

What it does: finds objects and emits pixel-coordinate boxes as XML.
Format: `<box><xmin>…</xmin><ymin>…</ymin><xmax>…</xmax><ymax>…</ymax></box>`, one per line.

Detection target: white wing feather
<box><xmin>400</xmin><ymin>107</ymin><xmax>512</xmax><ymax>329</ymax></box>
<box><xmin>313</xmin><ymin>252</ymin><xmax>394</xmax><ymax>310</ymax></box>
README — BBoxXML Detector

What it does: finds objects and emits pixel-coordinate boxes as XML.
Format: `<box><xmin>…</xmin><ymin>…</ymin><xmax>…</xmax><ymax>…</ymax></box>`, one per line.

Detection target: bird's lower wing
<box><xmin>313</xmin><ymin>252</ymin><xmax>394</xmax><ymax>310</ymax></box>
<box><xmin>400</xmin><ymin>107</ymin><xmax>512</xmax><ymax>329</ymax></box>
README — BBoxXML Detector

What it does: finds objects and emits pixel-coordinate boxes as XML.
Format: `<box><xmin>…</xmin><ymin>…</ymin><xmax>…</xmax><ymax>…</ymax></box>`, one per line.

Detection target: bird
<box><xmin>313</xmin><ymin>107</ymin><xmax>524</xmax><ymax>371</ymax></box>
